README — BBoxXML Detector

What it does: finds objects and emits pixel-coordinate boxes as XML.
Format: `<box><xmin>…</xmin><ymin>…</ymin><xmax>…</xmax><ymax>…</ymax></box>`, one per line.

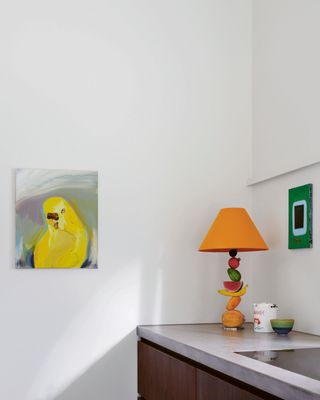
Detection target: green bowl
<box><xmin>270</xmin><ymin>319</ymin><xmax>294</xmax><ymax>335</ymax></box>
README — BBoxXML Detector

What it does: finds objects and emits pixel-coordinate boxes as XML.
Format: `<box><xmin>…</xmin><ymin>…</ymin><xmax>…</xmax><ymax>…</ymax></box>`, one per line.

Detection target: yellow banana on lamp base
<box><xmin>218</xmin><ymin>284</ymin><xmax>248</xmax><ymax>297</ymax></box>
<box><xmin>219</xmin><ymin>249</ymin><xmax>246</xmax><ymax>329</ymax></box>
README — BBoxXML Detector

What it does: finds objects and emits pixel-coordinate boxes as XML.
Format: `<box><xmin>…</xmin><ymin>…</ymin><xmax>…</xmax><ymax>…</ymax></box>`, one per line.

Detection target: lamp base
<box><xmin>220</xmin><ymin>250</ymin><xmax>246</xmax><ymax>330</ymax></box>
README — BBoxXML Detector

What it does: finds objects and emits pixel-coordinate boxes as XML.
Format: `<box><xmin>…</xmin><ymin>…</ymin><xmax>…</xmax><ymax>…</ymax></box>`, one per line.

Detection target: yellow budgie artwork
<box><xmin>34</xmin><ymin>197</ymin><xmax>88</xmax><ymax>268</ymax></box>
<box><xmin>16</xmin><ymin>169</ymin><xmax>98</xmax><ymax>269</ymax></box>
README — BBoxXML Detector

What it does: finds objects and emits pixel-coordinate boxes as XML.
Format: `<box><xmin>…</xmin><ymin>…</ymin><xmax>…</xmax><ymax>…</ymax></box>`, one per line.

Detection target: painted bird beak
<box><xmin>47</xmin><ymin>213</ymin><xmax>59</xmax><ymax>221</ymax></box>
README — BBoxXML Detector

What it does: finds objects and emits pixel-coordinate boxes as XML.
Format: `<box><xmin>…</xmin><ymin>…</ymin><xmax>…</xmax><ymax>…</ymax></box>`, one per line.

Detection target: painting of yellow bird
<box><xmin>15</xmin><ymin>169</ymin><xmax>98</xmax><ymax>269</ymax></box>
<box><xmin>34</xmin><ymin>197</ymin><xmax>88</xmax><ymax>268</ymax></box>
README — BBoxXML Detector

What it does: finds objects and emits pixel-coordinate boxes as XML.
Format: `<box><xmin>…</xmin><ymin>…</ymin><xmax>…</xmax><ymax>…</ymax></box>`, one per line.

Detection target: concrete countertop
<box><xmin>137</xmin><ymin>323</ymin><xmax>320</xmax><ymax>400</ymax></box>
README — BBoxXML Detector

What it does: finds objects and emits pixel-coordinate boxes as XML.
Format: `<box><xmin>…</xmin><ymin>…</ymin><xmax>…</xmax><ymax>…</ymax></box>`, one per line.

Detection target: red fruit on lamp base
<box><xmin>228</xmin><ymin>257</ymin><xmax>240</xmax><ymax>269</ymax></box>
<box><xmin>223</xmin><ymin>281</ymin><xmax>243</xmax><ymax>292</ymax></box>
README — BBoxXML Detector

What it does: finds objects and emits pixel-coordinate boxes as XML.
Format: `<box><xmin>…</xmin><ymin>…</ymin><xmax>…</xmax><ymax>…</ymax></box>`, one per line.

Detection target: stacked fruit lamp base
<box><xmin>219</xmin><ymin>249</ymin><xmax>248</xmax><ymax>329</ymax></box>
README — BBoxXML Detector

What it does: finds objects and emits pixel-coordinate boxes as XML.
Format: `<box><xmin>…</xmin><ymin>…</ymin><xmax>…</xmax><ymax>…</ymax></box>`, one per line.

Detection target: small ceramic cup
<box><xmin>270</xmin><ymin>319</ymin><xmax>295</xmax><ymax>335</ymax></box>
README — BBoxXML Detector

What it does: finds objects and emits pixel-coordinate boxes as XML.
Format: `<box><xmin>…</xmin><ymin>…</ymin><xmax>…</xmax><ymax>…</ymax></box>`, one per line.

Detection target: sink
<box><xmin>236</xmin><ymin>348</ymin><xmax>320</xmax><ymax>381</ymax></box>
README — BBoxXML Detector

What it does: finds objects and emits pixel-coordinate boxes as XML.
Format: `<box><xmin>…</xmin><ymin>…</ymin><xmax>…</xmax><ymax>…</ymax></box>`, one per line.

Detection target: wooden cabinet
<box><xmin>138</xmin><ymin>341</ymin><xmax>196</xmax><ymax>400</ymax></box>
<box><xmin>197</xmin><ymin>369</ymin><xmax>265</xmax><ymax>400</ymax></box>
<box><xmin>138</xmin><ymin>340</ymin><xmax>283</xmax><ymax>400</ymax></box>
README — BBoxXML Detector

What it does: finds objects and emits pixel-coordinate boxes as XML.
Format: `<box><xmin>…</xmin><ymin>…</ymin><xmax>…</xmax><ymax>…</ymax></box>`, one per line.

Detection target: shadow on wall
<box><xmin>54</xmin><ymin>330</ymin><xmax>136</xmax><ymax>400</ymax></box>
<box><xmin>24</xmin><ymin>257</ymin><xmax>142</xmax><ymax>400</ymax></box>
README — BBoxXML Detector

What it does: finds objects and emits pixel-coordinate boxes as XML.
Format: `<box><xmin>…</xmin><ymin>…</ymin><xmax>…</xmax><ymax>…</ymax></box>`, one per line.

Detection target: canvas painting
<box><xmin>288</xmin><ymin>183</ymin><xmax>312</xmax><ymax>249</ymax></box>
<box><xmin>16</xmin><ymin>169</ymin><xmax>98</xmax><ymax>268</ymax></box>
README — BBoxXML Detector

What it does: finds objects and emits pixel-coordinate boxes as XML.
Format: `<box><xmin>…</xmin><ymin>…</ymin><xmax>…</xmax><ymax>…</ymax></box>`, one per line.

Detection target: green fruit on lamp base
<box><xmin>227</xmin><ymin>268</ymin><xmax>241</xmax><ymax>281</ymax></box>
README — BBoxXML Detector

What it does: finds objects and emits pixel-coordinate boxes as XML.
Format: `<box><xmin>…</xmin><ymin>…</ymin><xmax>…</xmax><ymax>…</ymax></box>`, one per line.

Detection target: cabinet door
<box><xmin>197</xmin><ymin>369</ymin><xmax>272</xmax><ymax>400</ymax></box>
<box><xmin>138</xmin><ymin>341</ymin><xmax>196</xmax><ymax>400</ymax></box>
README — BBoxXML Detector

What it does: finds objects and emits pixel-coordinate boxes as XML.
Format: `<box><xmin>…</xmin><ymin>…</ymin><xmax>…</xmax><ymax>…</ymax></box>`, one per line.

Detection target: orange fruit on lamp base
<box><xmin>226</xmin><ymin>296</ymin><xmax>241</xmax><ymax>311</ymax></box>
<box><xmin>222</xmin><ymin>310</ymin><xmax>245</xmax><ymax>328</ymax></box>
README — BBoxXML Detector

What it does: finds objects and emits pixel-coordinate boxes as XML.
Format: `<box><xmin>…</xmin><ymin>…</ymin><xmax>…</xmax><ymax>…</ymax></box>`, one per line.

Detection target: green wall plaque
<box><xmin>288</xmin><ymin>184</ymin><xmax>313</xmax><ymax>249</ymax></box>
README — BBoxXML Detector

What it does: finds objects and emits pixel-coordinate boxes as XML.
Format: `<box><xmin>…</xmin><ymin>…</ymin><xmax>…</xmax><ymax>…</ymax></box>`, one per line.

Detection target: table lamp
<box><xmin>199</xmin><ymin>208</ymin><xmax>268</xmax><ymax>330</ymax></box>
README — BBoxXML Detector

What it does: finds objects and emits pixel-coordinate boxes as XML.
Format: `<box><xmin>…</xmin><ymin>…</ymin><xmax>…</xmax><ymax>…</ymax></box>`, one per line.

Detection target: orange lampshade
<box><xmin>199</xmin><ymin>208</ymin><xmax>268</xmax><ymax>252</ymax></box>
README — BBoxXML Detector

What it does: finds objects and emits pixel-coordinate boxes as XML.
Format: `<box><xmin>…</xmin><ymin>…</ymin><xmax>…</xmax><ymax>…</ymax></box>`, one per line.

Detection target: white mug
<box><xmin>253</xmin><ymin>303</ymin><xmax>278</xmax><ymax>333</ymax></box>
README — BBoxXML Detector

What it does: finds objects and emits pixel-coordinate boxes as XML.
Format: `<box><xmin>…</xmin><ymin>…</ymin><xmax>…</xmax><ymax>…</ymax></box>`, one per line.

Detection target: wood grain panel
<box><xmin>197</xmin><ymin>369</ymin><xmax>280</xmax><ymax>400</ymax></box>
<box><xmin>138</xmin><ymin>341</ymin><xmax>196</xmax><ymax>400</ymax></box>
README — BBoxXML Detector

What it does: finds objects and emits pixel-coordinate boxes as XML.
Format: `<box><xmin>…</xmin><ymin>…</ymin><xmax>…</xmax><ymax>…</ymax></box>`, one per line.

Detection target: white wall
<box><xmin>252</xmin><ymin>0</ymin><xmax>320</xmax><ymax>181</ymax></box>
<box><xmin>251</xmin><ymin>0</ymin><xmax>320</xmax><ymax>335</ymax></box>
<box><xmin>251</xmin><ymin>164</ymin><xmax>320</xmax><ymax>335</ymax></box>
<box><xmin>0</xmin><ymin>1</ymin><xmax>252</xmax><ymax>399</ymax></box>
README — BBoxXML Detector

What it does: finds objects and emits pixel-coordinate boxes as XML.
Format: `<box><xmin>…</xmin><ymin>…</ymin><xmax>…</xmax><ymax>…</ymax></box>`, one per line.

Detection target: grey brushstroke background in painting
<box><xmin>15</xmin><ymin>169</ymin><xmax>98</xmax><ymax>268</ymax></box>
